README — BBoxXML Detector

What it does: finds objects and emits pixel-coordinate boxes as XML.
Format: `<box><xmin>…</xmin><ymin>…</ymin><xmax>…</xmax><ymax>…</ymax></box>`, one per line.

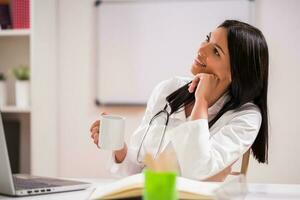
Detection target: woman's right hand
<box><xmin>89</xmin><ymin>112</ymin><xmax>127</xmax><ymax>163</ymax></box>
<box><xmin>89</xmin><ymin>112</ymin><xmax>107</xmax><ymax>148</ymax></box>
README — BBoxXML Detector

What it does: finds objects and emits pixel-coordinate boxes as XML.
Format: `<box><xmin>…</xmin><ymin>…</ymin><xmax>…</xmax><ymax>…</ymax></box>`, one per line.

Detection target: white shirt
<box><xmin>108</xmin><ymin>76</ymin><xmax>262</xmax><ymax>180</ymax></box>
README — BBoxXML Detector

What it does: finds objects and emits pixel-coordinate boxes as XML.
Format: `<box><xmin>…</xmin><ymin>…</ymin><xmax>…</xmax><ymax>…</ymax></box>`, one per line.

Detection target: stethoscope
<box><xmin>136</xmin><ymin>104</ymin><xmax>170</xmax><ymax>164</ymax></box>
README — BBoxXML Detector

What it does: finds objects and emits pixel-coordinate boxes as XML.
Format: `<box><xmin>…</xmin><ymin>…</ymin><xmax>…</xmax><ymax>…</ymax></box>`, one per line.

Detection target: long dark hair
<box><xmin>166</xmin><ymin>20</ymin><xmax>269</xmax><ymax>163</ymax></box>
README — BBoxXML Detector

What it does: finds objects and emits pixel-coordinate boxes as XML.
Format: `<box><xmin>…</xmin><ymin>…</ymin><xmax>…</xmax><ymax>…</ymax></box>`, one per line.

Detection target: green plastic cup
<box><xmin>143</xmin><ymin>170</ymin><xmax>177</xmax><ymax>200</ymax></box>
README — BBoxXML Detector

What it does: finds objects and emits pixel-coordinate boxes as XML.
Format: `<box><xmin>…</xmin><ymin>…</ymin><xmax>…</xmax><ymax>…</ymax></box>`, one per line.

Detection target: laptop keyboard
<box><xmin>13</xmin><ymin>177</ymin><xmax>60</xmax><ymax>189</ymax></box>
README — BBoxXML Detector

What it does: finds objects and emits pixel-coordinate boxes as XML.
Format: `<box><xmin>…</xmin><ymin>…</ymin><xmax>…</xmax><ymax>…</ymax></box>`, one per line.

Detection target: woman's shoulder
<box><xmin>227</xmin><ymin>102</ymin><xmax>262</xmax><ymax>127</ymax></box>
<box><xmin>153</xmin><ymin>76</ymin><xmax>192</xmax><ymax>94</ymax></box>
<box><xmin>235</xmin><ymin>102</ymin><xmax>261</xmax><ymax>116</ymax></box>
<box><xmin>212</xmin><ymin>102</ymin><xmax>262</xmax><ymax>133</ymax></box>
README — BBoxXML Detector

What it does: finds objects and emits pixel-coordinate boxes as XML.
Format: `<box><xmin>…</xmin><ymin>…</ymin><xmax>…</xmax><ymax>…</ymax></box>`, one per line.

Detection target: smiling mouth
<box><xmin>194</xmin><ymin>58</ymin><xmax>206</xmax><ymax>68</ymax></box>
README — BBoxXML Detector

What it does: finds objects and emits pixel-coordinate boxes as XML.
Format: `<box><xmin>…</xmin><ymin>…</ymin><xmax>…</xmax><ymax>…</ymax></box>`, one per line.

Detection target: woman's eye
<box><xmin>206</xmin><ymin>35</ymin><xmax>210</xmax><ymax>42</ymax></box>
<box><xmin>214</xmin><ymin>48</ymin><xmax>220</xmax><ymax>56</ymax></box>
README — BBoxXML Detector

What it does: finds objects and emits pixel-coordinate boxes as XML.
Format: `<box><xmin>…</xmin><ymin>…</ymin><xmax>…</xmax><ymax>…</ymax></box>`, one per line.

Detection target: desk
<box><xmin>0</xmin><ymin>178</ymin><xmax>113</xmax><ymax>200</ymax></box>
<box><xmin>246</xmin><ymin>183</ymin><xmax>300</xmax><ymax>200</ymax></box>
<box><xmin>0</xmin><ymin>178</ymin><xmax>300</xmax><ymax>200</ymax></box>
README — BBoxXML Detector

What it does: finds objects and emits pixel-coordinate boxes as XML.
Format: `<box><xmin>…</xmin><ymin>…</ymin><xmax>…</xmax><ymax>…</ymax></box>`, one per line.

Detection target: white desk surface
<box><xmin>0</xmin><ymin>178</ymin><xmax>300</xmax><ymax>200</ymax></box>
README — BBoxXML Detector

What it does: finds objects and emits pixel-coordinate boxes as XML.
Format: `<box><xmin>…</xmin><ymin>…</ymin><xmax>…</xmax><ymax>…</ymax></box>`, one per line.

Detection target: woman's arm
<box><xmin>191</xmin><ymin>100</ymin><xmax>209</xmax><ymax>120</ymax></box>
<box><xmin>189</xmin><ymin>73</ymin><xmax>230</xmax><ymax>120</ymax></box>
<box><xmin>169</xmin><ymin>103</ymin><xmax>262</xmax><ymax>180</ymax></box>
<box><xmin>111</xmin><ymin>79</ymin><xmax>170</xmax><ymax>164</ymax></box>
<box><xmin>108</xmin><ymin>78</ymin><xmax>177</xmax><ymax>177</ymax></box>
<box><xmin>114</xmin><ymin>143</ymin><xmax>128</xmax><ymax>163</ymax></box>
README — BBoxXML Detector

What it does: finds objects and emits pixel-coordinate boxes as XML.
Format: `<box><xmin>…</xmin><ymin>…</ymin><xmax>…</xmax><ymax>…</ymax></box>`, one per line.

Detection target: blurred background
<box><xmin>0</xmin><ymin>0</ymin><xmax>300</xmax><ymax>184</ymax></box>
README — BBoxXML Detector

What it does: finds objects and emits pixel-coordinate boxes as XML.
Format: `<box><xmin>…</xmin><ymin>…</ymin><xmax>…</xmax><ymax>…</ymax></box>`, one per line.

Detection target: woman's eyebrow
<box><xmin>209</xmin><ymin>32</ymin><xmax>226</xmax><ymax>55</ymax></box>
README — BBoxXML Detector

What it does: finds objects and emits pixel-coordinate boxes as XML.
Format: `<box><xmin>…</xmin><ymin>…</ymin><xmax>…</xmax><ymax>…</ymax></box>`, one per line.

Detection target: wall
<box><xmin>57</xmin><ymin>0</ymin><xmax>145</xmax><ymax>178</ymax></box>
<box><xmin>31</xmin><ymin>0</ymin><xmax>59</xmax><ymax>176</ymax></box>
<box><xmin>246</xmin><ymin>0</ymin><xmax>300</xmax><ymax>183</ymax></box>
<box><xmin>56</xmin><ymin>0</ymin><xmax>300</xmax><ymax>183</ymax></box>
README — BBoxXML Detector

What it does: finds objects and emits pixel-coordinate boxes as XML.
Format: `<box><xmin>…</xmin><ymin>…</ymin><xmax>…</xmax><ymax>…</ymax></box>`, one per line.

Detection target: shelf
<box><xmin>0</xmin><ymin>106</ymin><xmax>31</xmax><ymax>113</ymax></box>
<box><xmin>0</xmin><ymin>29</ymin><xmax>30</xmax><ymax>37</ymax></box>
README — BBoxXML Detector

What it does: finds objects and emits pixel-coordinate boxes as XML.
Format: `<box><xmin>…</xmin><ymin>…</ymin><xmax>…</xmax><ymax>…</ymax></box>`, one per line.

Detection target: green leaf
<box><xmin>11</xmin><ymin>65</ymin><xmax>30</xmax><ymax>80</ymax></box>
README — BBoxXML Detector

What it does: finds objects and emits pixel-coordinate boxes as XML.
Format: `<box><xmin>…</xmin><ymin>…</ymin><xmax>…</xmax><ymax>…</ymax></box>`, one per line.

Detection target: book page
<box><xmin>90</xmin><ymin>174</ymin><xmax>144</xmax><ymax>199</ymax></box>
<box><xmin>90</xmin><ymin>173</ymin><xmax>220</xmax><ymax>200</ymax></box>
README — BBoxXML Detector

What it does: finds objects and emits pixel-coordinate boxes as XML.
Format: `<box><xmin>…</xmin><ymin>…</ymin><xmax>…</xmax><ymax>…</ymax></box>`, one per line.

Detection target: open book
<box><xmin>89</xmin><ymin>173</ymin><xmax>220</xmax><ymax>200</ymax></box>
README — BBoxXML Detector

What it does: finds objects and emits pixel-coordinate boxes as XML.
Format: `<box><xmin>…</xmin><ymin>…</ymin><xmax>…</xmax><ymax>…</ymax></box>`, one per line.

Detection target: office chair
<box><xmin>230</xmin><ymin>149</ymin><xmax>251</xmax><ymax>176</ymax></box>
<box><xmin>204</xmin><ymin>149</ymin><xmax>251</xmax><ymax>182</ymax></box>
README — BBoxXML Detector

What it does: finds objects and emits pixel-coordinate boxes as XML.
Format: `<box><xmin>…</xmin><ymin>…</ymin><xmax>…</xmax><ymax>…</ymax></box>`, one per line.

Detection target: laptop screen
<box><xmin>0</xmin><ymin>112</ymin><xmax>16</xmax><ymax>195</ymax></box>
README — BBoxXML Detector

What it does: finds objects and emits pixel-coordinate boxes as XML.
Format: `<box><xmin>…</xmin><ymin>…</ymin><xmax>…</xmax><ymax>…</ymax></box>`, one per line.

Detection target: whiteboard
<box><xmin>96</xmin><ymin>0</ymin><xmax>254</xmax><ymax>105</ymax></box>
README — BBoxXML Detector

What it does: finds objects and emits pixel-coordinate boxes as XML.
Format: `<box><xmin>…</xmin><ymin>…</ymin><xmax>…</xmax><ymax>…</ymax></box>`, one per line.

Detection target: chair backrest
<box><xmin>241</xmin><ymin>149</ymin><xmax>250</xmax><ymax>175</ymax></box>
<box><xmin>203</xmin><ymin>149</ymin><xmax>251</xmax><ymax>182</ymax></box>
<box><xmin>230</xmin><ymin>149</ymin><xmax>251</xmax><ymax>176</ymax></box>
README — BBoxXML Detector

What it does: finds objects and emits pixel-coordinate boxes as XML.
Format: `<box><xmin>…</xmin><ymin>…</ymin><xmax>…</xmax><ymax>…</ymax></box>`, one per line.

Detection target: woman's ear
<box><xmin>224</xmin><ymin>70</ymin><xmax>232</xmax><ymax>83</ymax></box>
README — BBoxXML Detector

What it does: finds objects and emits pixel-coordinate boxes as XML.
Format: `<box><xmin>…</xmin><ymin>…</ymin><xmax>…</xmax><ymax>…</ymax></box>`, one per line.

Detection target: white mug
<box><xmin>98</xmin><ymin>115</ymin><xmax>125</xmax><ymax>150</ymax></box>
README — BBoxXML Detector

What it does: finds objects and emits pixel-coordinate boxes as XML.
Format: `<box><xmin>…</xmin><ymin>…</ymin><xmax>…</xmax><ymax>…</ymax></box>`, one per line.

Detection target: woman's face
<box><xmin>191</xmin><ymin>27</ymin><xmax>231</xmax><ymax>84</ymax></box>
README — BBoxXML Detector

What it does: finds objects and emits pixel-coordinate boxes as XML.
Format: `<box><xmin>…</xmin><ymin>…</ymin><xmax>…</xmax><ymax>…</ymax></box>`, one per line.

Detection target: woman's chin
<box><xmin>191</xmin><ymin>64</ymin><xmax>203</xmax><ymax>75</ymax></box>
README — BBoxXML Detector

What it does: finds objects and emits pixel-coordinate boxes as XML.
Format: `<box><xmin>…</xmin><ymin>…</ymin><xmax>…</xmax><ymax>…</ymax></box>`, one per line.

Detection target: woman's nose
<box><xmin>198</xmin><ymin>46</ymin><xmax>207</xmax><ymax>61</ymax></box>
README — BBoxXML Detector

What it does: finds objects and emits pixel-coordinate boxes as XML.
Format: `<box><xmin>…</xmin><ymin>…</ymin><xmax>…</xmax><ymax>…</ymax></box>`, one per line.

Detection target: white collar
<box><xmin>207</xmin><ymin>92</ymin><xmax>230</xmax><ymax>122</ymax></box>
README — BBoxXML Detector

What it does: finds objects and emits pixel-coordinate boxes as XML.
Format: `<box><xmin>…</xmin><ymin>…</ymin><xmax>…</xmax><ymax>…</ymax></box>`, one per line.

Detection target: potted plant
<box><xmin>0</xmin><ymin>73</ymin><xmax>7</xmax><ymax>107</ymax></box>
<box><xmin>12</xmin><ymin>65</ymin><xmax>30</xmax><ymax>107</ymax></box>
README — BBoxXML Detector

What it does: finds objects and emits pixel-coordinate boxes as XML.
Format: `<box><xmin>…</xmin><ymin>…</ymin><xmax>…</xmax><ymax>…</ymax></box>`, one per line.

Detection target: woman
<box><xmin>89</xmin><ymin>20</ymin><xmax>269</xmax><ymax>181</ymax></box>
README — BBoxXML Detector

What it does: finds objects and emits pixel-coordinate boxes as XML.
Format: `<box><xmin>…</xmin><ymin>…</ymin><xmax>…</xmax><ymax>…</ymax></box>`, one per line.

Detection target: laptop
<box><xmin>0</xmin><ymin>113</ymin><xmax>91</xmax><ymax>196</ymax></box>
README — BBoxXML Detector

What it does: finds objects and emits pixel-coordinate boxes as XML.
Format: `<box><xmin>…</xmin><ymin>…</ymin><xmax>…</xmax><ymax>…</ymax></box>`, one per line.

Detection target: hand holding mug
<box><xmin>89</xmin><ymin>112</ymin><xmax>107</xmax><ymax>148</ymax></box>
<box><xmin>98</xmin><ymin>114</ymin><xmax>126</xmax><ymax>150</ymax></box>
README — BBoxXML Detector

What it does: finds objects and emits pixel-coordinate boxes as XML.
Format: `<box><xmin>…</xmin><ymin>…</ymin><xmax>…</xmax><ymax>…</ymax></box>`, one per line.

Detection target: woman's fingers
<box><xmin>188</xmin><ymin>78</ymin><xmax>197</xmax><ymax>93</ymax></box>
<box><xmin>189</xmin><ymin>73</ymin><xmax>220</xmax><ymax>93</ymax></box>
<box><xmin>91</xmin><ymin>127</ymin><xmax>99</xmax><ymax>139</ymax></box>
<box><xmin>90</xmin><ymin>120</ymin><xmax>100</xmax><ymax>132</ymax></box>
<box><xmin>94</xmin><ymin>135</ymin><xmax>99</xmax><ymax>147</ymax></box>
<box><xmin>90</xmin><ymin>126</ymin><xmax>99</xmax><ymax>138</ymax></box>
<box><xmin>89</xmin><ymin>113</ymin><xmax>106</xmax><ymax>134</ymax></box>
<box><xmin>92</xmin><ymin>132</ymin><xmax>98</xmax><ymax>140</ymax></box>
<box><xmin>91</xmin><ymin>131</ymin><xmax>100</xmax><ymax>148</ymax></box>
<box><xmin>90</xmin><ymin>112</ymin><xmax>107</xmax><ymax>132</ymax></box>
<box><xmin>89</xmin><ymin>112</ymin><xmax>108</xmax><ymax>148</ymax></box>
<box><xmin>188</xmin><ymin>74</ymin><xmax>202</xmax><ymax>93</ymax></box>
